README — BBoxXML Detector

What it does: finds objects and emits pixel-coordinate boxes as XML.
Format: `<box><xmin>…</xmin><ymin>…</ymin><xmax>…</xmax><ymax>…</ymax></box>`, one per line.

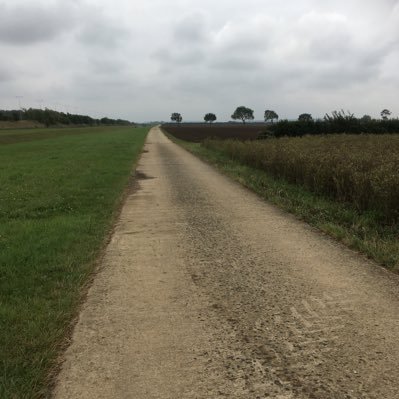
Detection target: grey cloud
<box><xmin>0</xmin><ymin>3</ymin><xmax>78</xmax><ymax>45</ymax></box>
<box><xmin>303</xmin><ymin>62</ymin><xmax>378</xmax><ymax>90</ymax></box>
<box><xmin>77</xmin><ymin>18</ymin><xmax>130</xmax><ymax>48</ymax></box>
<box><xmin>88</xmin><ymin>57</ymin><xmax>127</xmax><ymax>75</ymax></box>
<box><xmin>160</xmin><ymin>15</ymin><xmax>272</xmax><ymax>72</ymax></box>
<box><xmin>0</xmin><ymin>64</ymin><xmax>15</xmax><ymax>82</ymax></box>
<box><xmin>210</xmin><ymin>53</ymin><xmax>263</xmax><ymax>70</ymax></box>
<box><xmin>153</xmin><ymin>47</ymin><xmax>206</xmax><ymax>67</ymax></box>
<box><xmin>152</xmin><ymin>14</ymin><xmax>211</xmax><ymax>71</ymax></box>
<box><xmin>173</xmin><ymin>14</ymin><xmax>209</xmax><ymax>43</ymax></box>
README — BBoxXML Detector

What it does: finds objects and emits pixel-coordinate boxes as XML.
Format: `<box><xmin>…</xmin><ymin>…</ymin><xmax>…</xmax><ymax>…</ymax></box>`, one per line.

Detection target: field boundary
<box><xmin>0</xmin><ymin>125</ymin><xmax>135</xmax><ymax>144</ymax></box>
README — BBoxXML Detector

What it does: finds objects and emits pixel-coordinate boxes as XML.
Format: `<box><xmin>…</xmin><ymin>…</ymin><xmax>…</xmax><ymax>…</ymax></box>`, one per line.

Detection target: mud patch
<box><xmin>135</xmin><ymin>170</ymin><xmax>155</xmax><ymax>180</ymax></box>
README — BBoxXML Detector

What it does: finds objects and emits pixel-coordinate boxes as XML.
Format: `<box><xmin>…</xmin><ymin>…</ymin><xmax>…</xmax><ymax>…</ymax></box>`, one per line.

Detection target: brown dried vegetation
<box><xmin>203</xmin><ymin>134</ymin><xmax>399</xmax><ymax>222</ymax></box>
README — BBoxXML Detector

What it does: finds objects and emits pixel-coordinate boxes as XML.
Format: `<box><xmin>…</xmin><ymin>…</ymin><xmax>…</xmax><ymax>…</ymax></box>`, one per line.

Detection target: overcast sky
<box><xmin>0</xmin><ymin>0</ymin><xmax>398</xmax><ymax>122</ymax></box>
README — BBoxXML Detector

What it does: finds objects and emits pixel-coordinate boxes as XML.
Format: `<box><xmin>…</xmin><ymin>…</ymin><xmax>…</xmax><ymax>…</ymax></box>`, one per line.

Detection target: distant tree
<box><xmin>204</xmin><ymin>113</ymin><xmax>217</xmax><ymax>125</ymax></box>
<box><xmin>360</xmin><ymin>114</ymin><xmax>372</xmax><ymax>122</ymax></box>
<box><xmin>264</xmin><ymin>110</ymin><xmax>279</xmax><ymax>123</ymax></box>
<box><xmin>43</xmin><ymin>108</ymin><xmax>57</xmax><ymax>127</ymax></box>
<box><xmin>298</xmin><ymin>113</ymin><xmax>313</xmax><ymax>122</ymax></box>
<box><xmin>231</xmin><ymin>106</ymin><xmax>254</xmax><ymax>124</ymax></box>
<box><xmin>0</xmin><ymin>107</ymin><xmax>132</xmax><ymax>127</ymax></box>
<box><xmin>381</xmin><ymin>109</ymin><xmax>392</xmax><ymax>120</ymax></box>
<box><xmin>101</xmin><ymin>117</ymin><xmax>113</xmax><ymax>124</ymax></box>
<box><xmin>171</xmin><ymin>112</ymin><xmax>182</xmax><ymax>124</ymax></box>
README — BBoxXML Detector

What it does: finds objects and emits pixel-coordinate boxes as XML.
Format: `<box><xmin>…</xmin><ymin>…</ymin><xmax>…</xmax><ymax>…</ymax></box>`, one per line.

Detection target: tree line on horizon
<box><xmin>170</xmin><ymin>106</ymin><xmax>395</xmax><ymax>125</ymax></box>
<box><xmin>0</xmin><ymin>108</ymin><xmax>134</xmax><ymax>127</ymax></box>
<box><xmin>168</xmin><ymin>107</ymin><xmax>398</xmax><ymax>136</ymax></box>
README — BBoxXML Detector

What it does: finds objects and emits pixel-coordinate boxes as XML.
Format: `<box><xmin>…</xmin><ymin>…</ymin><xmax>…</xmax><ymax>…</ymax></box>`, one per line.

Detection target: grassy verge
<box><xmin>0</xmin><ymin>126</ymin><xmax>149</xmax><ymax>398</ymax></box>
<box><xmin>168</xmin><ymin>135</ymin><xmax>398</xmax><ymax>272</ymax></box>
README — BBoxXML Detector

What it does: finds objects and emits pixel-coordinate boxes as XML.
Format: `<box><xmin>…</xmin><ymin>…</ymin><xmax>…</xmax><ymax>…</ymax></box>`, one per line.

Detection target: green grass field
<box><xmin>0</xmin><ymin>126</ymin><xmax>149</xmax><ymax>398</ymax></box>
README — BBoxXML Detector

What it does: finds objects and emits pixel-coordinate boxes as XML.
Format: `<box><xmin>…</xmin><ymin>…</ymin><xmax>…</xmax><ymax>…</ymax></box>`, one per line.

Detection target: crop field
<box><xmin>203</xmin><ymin>134</ymin><xmax>399</xmax><ymax>221</ymax></box>
<box><xmin>0</xmin><ymin>126</ymin><xmax>149</xmax><ymax>398</ymax></box>
<box><xmin>161</xmin><ymin>123</ymin><xmax>266</xmax><ymax>142</ymax></box>
<box><xmin>174</xmin><ymin>134</ymin><xmax>399</xmax><ymax>270</ymax></box>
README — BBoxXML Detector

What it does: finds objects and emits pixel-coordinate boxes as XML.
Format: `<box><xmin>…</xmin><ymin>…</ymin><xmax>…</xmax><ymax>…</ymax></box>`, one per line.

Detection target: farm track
<box><xmin>54</xmin><ymin>127</ymin><xmax>399</xmax><ymax>398</ymax></box>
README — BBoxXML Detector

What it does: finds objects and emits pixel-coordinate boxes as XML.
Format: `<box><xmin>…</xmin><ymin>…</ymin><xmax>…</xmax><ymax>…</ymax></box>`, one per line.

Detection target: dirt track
<box><xmin>54</xmin><ymin>127</ymin><xmax>399</xmax><ymax>398</ymax></box>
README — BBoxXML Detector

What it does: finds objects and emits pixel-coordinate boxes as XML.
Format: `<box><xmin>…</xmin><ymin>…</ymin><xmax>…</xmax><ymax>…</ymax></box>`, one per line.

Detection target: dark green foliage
<box><xmin>381</xmin><ymin>109</ymin><xmax>392</xmax><ymax>120</ymax></box>
<box><xmin>324</xmin><ymin>109</ymin><xmax>355</xmax><ymax>122</ymax></box>
<box><xmin>231</xmin><ymin>106</ymin><xmax>254</xmax><ymax>124</ymax></box>
<box><xmin>0</xmin><ymin>109</ymin><xmax>21</xmax><ymax>121</ymax></box>
<box><xmin>360</xmin><ymin>115</ymin><xmax>372</xmax><ymax>122</ymax></box>
<box><xmin>171</xmin><ymin>112</ymin><xmax>182</xmax><ymax>123</ymax></box>
<box><xmin>204</xmin><ymin>113</ymin><xmax>217</xmax><ymax>124</ymax></box>
<box><xmin>298</xmin><ymin>113</ymin><xmax>313</xmax><ymax>122</ymax></box>
<box><xmin>262</xmin><ymin>113</ymin><xmax>399</xmax><ymax>138</ymax></box>
<box><xmin>0</xmin><ymin>108</ymin><xmax>133</xmax><ymax>127</ymax></box>
<box><xmin>264</xmin><ymin>109</ymin><xmax>279</xmax><ymax>123</ymax></box>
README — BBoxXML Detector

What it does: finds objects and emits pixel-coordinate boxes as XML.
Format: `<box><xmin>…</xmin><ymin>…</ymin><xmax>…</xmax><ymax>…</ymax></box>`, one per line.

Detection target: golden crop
<box><xmin>203</xmin><ymin>134</ymin><xmax>399</xmax><ymax>222</ymax></box>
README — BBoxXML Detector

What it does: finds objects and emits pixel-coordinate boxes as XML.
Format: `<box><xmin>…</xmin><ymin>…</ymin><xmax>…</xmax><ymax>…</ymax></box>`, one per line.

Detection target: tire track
<box><xmin>158</xmin><ymin>137</ymin><xmax>399</xmax><ymax>398</ymax></box>
<box><xmin>54</xmin><ymin>128</ymin><xmax>399</xmax><ymax>398</ymax></box>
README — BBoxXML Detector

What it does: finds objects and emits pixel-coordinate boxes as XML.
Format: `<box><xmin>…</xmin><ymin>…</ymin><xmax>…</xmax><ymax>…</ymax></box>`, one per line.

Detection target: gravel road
<box><xmin>54</xmin><ymin>127</ymin><xmax>399</xmax><ymax>398</ymax></box>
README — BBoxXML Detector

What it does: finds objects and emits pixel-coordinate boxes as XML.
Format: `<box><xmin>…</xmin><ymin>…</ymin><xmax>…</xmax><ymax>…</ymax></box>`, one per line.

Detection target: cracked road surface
<box><xmin>54</xmin><ymin>127</ymin><xmax>399</xmax><ymax>398</ymax></box>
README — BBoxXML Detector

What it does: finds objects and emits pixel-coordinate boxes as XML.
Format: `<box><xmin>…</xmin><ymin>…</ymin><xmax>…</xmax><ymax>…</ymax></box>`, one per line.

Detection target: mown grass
<box><xmin>0</xmin><ymin>126</ymin><xmax>149</xmax><ymax>398</ymax></box>
<box><xmin>169</xmin><ymin>135</ymin><xmax>399</xmax><ymax>272</ymax></box>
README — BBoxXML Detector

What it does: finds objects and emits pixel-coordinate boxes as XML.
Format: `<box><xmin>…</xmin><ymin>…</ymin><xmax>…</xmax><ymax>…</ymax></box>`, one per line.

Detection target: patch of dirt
<box><xmin>135</xmin><ymin>170</ymin><xmax>155</xmax><ymax>180</ymax></box>
<box><xmin>0</xmin><ymin>120</ymin><xmax>45</xmax><ymax>129</ymax></box>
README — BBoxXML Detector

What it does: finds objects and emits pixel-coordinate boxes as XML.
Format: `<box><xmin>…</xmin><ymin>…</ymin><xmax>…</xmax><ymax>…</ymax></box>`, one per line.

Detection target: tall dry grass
<box><xmin>203</xmin><ymin>134</ymin><xmax>399</xmax><ymax>222</ymax></box>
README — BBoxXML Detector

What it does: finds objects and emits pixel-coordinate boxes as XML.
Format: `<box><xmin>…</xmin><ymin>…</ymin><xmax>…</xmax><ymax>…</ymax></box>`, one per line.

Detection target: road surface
<box><xmin>54</xmin><ymin>127</ymin><xmax>399</xmax><ymax>398</ymax></box>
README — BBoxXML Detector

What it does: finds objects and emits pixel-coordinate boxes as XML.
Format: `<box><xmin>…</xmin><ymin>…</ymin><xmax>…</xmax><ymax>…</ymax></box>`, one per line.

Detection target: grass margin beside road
<box><xmin>165</xmin><ymin>132</ymin><xmax>398</xmax><ymax>273</ymax></box>
<box><xmin>0</xmin><ymin>126</ymin><xmax>149</xmax><ymax>398</ymax></box>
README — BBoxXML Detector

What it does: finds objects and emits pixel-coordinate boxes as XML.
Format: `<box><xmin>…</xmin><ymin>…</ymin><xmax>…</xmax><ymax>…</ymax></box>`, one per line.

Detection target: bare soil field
<box><xmin>54</xmin><ymin>127</ymin><xmax>399</xmax><ymax>398</ymax></box>
<box><xmin>0</xmin><ymin>120</ymin><xmax>45</xmax><ymax>129</ymax></box>
<box><xmin>161</xmin><ymin>123</ymin><xmax>265</xmax><ymax>142</ymax></box>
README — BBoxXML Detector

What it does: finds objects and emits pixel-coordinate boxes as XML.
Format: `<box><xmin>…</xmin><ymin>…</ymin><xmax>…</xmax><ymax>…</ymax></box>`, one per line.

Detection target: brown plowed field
<box><xmin>161</xmin><ymin>123</ymin><xmax>266</xmax><ymax>142</ymax></box>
